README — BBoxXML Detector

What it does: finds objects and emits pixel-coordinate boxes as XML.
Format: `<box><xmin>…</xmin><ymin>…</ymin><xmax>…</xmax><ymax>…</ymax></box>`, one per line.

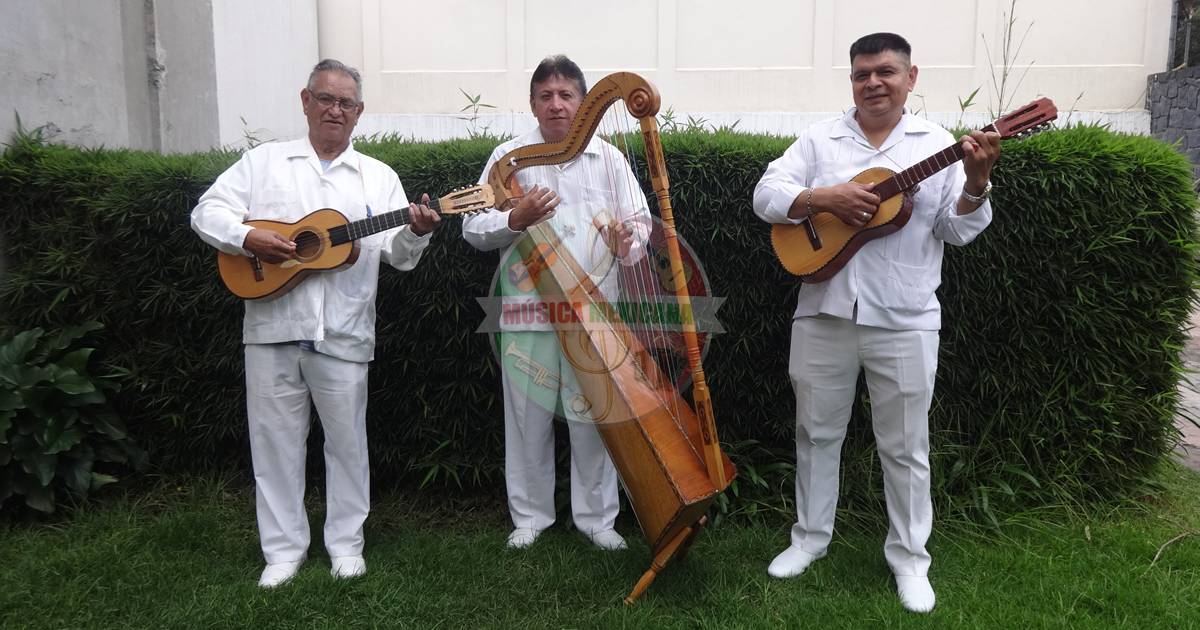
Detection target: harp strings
<box><xmin>522</xmin><ymin>101</ymin><xmax>687</xmax><ymax>420</ymax></box>
<box><xmin>598</xmin><ymin>101</ymin><xmax>688</xmax><ymax>418</ymax></box>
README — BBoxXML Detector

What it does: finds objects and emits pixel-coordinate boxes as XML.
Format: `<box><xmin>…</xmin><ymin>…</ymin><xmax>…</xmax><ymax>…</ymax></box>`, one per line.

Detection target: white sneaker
<box><xmin>766</xmin><ymin>546</ymin><xmax>825</xmax><ymax>579</ymax></box>
<box><xmin>587</xmin><ymin>529</ymin><xmax>628</xmax><ymax>551</ymax></box>
<box><xmin>258</xmin><ymin>557</ymin><xmax>305</xmax><ymax>588</ymax></box>
<box><xmin>506</xmin><ymin>527</ymin><xmax>543</xmax><ymax>549</ymax></box>
<box><xmin>330</xmin><ymin>555</ymin><xmax>367</xmax><ymax>579</ymax></box>
<box><xmin>896</xmin><ymin>575</ymin><xmax>936</xmax><ymax>613</ymax></box>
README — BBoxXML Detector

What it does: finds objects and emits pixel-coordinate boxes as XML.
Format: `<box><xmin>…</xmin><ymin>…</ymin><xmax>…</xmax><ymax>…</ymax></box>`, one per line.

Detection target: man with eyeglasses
<box><xmin>191</xmin><ymin>59</ymin><xmax>441</xmax><ymax>588</ymax></box>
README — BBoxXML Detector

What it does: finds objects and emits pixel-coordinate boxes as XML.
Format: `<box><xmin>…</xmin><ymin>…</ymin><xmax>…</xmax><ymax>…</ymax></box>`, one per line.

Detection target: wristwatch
<box><xmin>961</xmin><ymin>181</ymin><xmax>992</xmax><ymax>205</ymax></box>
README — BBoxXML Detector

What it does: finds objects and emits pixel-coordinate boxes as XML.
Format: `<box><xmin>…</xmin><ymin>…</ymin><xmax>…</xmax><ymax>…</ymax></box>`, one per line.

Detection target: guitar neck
<box><xmin>328</xmin><ymin>197</ymin><xmax>448</xmax><ymax>246</ymax></box>
<box><xmin>873</xmin><ymin>123</ymin><xmax>995</xmax><ymax>200</ymax></box>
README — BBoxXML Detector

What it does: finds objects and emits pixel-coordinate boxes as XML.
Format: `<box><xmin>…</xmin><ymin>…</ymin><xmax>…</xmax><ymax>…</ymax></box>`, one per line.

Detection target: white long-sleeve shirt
<box><xmin>191</xmin><ymin>138</ymin><xmax>431</xmax><ymax>362</ymax></box>
<box><xmin>462</xmin><ymin>128</ymin><xmax>651</xmax><ymax>330</ymax></box>
<box><xmin>754</xmin><ymin>109</ymin><xmax>992</xmax><ymax>331</ymax></box>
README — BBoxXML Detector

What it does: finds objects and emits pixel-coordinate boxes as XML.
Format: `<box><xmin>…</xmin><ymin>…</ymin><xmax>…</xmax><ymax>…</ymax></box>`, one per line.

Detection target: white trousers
<box><xmin>499</xmin><ymin>331</ymin><xmax>619</xmax><ymax>534</ymax></box>
<box><xmin>787</xmin><ymin>316</ymin><xmax>938</xmax><ymax>577</ymax></box>
<box><xmin>244</xmin><ymin>343</ymin><xmax>370</xmax><ymax>564</ymax></box>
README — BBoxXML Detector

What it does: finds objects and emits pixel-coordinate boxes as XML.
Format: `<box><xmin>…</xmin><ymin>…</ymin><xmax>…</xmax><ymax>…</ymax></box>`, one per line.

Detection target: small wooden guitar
<box><xmin>771</xmin><ymin>98</ymin><xmax>1057</xmax><ymax>281</ymax></box>
<box><xmin>218</xmin><ymin>184</ymin><xmax>494</xmax><ymax>300</ymax></box>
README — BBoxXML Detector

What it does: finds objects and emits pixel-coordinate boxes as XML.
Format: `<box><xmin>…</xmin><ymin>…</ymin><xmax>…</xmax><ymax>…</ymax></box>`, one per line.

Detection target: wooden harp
<box><xmin>486</xmin><ymin>72</ymin><xmax>735</xmax><ymax>604</ymax></box>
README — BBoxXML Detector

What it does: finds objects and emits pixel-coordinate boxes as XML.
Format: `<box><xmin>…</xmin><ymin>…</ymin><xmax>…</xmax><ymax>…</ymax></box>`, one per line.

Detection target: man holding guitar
<box><xmin>753</xmin><ymin>33</ymin><xmax>1001</xmax><ymax>613</ymax></box>
<box><xmin>191</xmin><ymin>59</ymin><xmax>441</xmax><ymax>588</ymax></box>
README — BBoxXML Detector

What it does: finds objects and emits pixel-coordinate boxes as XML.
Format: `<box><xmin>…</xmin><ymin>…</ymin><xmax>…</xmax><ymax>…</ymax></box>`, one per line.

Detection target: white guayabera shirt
<box><xmin>463</xmin><ymin>128</ymin><xmax>652</xmax><ymax>332</ymax></box>
<box><xmin>190</xmin><ymin>138</ymin><xmax>431</xmax><ymax>362</ymax></box>
<box><xmin>754</xmin><ymin>109</ymin><xmax>993</xmax><ymax>331</ymax></box>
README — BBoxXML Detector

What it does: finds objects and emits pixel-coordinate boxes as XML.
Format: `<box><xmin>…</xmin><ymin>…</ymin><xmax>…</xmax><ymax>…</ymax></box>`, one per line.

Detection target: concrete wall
<box><xmin>0</xmin><ymin>0</ymin><xmax>315</xmax><ymax>152</ymax></box>
<box><xmin>0</xmin><ymin>0</ymin><xmax>220</xmax><ymax>152</ymax></box>
<box><xmin>1</xmin><ymin>0</ymin><xmax>135</xmax><ymax>148</ymax></box>
<box><xmin>152</xmin><ymin>0</ymin><xmax>220</xmax><ymax>153</ymax></box>
<box><xmin>1148</xmin><ymin>65</ymin><xmax>1200</xmax><ymax>188</ymax></box>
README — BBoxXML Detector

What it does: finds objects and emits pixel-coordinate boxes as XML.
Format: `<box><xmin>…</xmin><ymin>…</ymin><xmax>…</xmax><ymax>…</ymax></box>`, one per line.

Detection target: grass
<box><xmin>2</xmin><ymin>465</ymin><xmax>1199</xmax><ymax>629</ymax></box>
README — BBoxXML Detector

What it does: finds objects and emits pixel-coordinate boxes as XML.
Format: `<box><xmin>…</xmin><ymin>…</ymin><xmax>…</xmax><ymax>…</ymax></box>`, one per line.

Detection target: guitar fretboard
<box><xmin>327</xmin><ymin>197</ymin><xmax>447</xmax><ymax>246</ymax></box>
<box><xmin>328</xmin><ymin>209</ymin><xmax>411</xmax><ymax>245</ymax></box>
<box><xmin>873</xmin><ymin>123</ymin><xmax>995</xmax><ymax>200</ymax></box>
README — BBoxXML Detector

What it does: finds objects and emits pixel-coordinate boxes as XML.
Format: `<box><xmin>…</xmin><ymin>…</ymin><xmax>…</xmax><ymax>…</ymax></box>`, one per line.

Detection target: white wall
<box><xmin>211</xmin><ymin>0</ymin><xmax>319</xmax><ymax>148</ymax></box>
<box><xmin>0</xmin><ymin>0</ymin><xmax>1175</xmax><ymax>150</ymax></box>
<box><xmin>314</xmin><ymin>0</ymin><xmax>1172</xmax><ymax>140</ymax></box>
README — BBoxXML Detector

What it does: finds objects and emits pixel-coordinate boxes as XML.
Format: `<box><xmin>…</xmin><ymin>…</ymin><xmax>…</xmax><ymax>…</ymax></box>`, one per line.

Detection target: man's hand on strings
<box><xmin>409</xmin><ymin>193</ymin><xmax>442</xmax><ymax>236</ymax></box>
<box><xmin>507</xmin><ymin>185</ymin><xmax>560</xmax><ymax>231</ymax></box>
<box><xmin>594</xmin><ymin>216</ymin><xmax>634</xmax><ymax>260</ymax></box>
<box><xmin>813</xmin><ymin>182</ymin><xmax>881</xmax><ymax>227</ymax></box>
<box><xmin>243</xmin><ymin>228</ymin><xmax>296</xmax><ymax>263</ymax></box>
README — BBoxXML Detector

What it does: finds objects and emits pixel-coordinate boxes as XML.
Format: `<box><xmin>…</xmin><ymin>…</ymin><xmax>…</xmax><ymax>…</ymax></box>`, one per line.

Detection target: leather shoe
<box><xmin>330</xmin><ymin>555</ymin><xmax>367</xmax><ymax>579</ymax></box>
<box><xmin>767</xmin><ymin>545</ymin><xmax>825</xmax><ymax>579</ymax></box>
<box><xmin>587</xmin><ymin>529</ymin><xmax>628</xmax><ymax>551</ymax></box>
<box><xmin>506</xmin><ymin>527</ymin><xmax>543</xmax><ymax>549</ymax></box>
<box><xmin>896</xmin><ymin>575</ymin><xmax>936</xmax><ymax>613</ymax></box>
<box><xmin>258</xmin><ymin>556</ymin><xmax>305</xmax><ymax>588</ymax></box>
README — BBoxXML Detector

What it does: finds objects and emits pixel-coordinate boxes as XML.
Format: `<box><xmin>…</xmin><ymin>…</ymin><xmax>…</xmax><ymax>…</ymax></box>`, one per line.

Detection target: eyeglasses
<box><xmin>309</xmin><ymin>90</ymin><xmax>359</xmax><ymax>112</ymax></box>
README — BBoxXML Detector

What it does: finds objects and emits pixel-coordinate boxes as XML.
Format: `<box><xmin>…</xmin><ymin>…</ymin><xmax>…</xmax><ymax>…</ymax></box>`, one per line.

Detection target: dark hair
<box><xmin>849</xmin><ymin>32</ymin><xmax>912</xmax><ymax>64</ymax></box>
<box><xmin>530</xmin><ymin>54</ymin><xmax>587</xmax><ymax>98</ymax></box>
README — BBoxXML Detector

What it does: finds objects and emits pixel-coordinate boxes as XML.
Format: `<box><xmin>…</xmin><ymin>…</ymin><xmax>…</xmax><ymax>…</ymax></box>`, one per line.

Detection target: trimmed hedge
<box><xmin>0</xmin><ymin>125</ymin><xmax>1195</xmax><ymax>520</ymax></box>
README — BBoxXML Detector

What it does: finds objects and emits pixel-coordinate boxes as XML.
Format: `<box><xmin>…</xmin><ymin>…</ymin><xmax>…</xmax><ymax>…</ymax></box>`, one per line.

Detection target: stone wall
<box><xmin>1148</xmin><ymin>65</ymin><xmax>1200</xmax><ymax>190</ymax></box>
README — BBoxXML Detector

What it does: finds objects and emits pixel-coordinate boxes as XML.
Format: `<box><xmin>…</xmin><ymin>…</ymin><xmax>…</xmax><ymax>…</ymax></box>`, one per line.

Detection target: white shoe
<box><xmin>587</xmin><ymin>529</ymin><xmax>628</xmax><ymax>551</ymax></box>
<box><xmin>330</xmin><ymin>555</ymin><xmax>367</xmax><ymax>579</ymax></box>
<box><xmin>258</xmin><ymin>557</ymin><xmax>305</xmax><ymax>588</ymax></box>
<box><xmin>896</xmin><ymin>575</ymin><xmax>936</xmax><ymax>613</ymax></box>
<box><xmin>506</xmin><ymin>527</ymin><xmax>543</xmax><ymax>549</ymax></box>
<box><xmin>766</xmin><ymin>546</ymin><xmax>825</xmax><ymax>579</ymax></box>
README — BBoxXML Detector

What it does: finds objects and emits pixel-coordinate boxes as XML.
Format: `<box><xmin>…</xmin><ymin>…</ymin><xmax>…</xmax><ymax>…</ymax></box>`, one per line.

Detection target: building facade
<box><xmin>0</xmin><ymin>0</ymin><xmax>1174</xmax><ymax>151</ymax></box>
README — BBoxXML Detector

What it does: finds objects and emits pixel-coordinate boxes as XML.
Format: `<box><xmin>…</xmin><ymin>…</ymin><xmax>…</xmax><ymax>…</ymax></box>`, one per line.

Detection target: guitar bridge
<box><xmin>250</xmin><ymin>256</ymin><xmax>265</xmax><ymax>282</ymax></box>
<box><xmin>804</xmin><ymin>221</ymin><xmax>823</xmax><ymax>250</ymax></box>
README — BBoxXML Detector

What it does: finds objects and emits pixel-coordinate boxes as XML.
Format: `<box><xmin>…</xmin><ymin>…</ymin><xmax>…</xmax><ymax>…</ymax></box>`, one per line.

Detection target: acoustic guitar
<box><xmin>770</xmin><ymin>98</ymin><xmax>1057</xmax><ymax>281</ymax></box>
<box><xmin>218</xmin><ymin>184</ymin><xmax>494</xmax><ymax>300</ymax></box>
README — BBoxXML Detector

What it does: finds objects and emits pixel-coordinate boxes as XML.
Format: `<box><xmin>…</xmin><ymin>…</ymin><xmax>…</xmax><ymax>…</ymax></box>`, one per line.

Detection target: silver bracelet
<box><xmin>961</xmin><ymin>181</ymin><xmax>992</xmax><ymax>205</ymax></box>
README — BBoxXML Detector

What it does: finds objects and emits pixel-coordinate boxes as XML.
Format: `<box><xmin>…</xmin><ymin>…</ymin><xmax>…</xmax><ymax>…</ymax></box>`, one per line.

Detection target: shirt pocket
<box><xmin>252</xmin><ymin>187</ymin><xmax>301</xmax><ymax>220</ymax></box>
<box><xmin>577</xmin><ymin>184</ymin><xmax>620</xmax><ymax>214</ymax></box>
<box><xmin>324</xmin><ymin>289</ymin><xmax>375</xmax><ymax>344</ymax></box>
<box><xmin>811</xmin><ymin>159</ymin><xmax>860</xmax><ymax>188</ymax></box>
<box><xmin>907</xmin><ymin>174</ymin><xmax>947</xmax><ymax>227</ymax></box>
<box><xmin>868</xmin><ymin>260</ymin><xmax>940</xmax><ymax>316</ymax></box>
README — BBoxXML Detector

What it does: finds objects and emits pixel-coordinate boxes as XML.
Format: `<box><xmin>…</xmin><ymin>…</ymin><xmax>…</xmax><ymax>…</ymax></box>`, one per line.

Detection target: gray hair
<box><xmin>307</xmin><ymin>59</ymin><xmax>363</xmax><ymax>100</ymax></box>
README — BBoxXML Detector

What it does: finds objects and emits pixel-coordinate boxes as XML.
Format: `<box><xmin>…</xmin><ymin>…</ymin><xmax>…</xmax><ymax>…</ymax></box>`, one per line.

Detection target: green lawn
<box><xmin>3</xmin><ymin>466</ymin><xmax>1199</xmax><ymax>629</ymax></box>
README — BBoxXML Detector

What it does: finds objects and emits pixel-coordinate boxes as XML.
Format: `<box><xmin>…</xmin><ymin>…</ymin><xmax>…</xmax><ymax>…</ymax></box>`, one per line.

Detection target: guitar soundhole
<box><xmin>293</xmin><ymin>229</ymin><xmax>323</xmax><ymax>262</ymax></box>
